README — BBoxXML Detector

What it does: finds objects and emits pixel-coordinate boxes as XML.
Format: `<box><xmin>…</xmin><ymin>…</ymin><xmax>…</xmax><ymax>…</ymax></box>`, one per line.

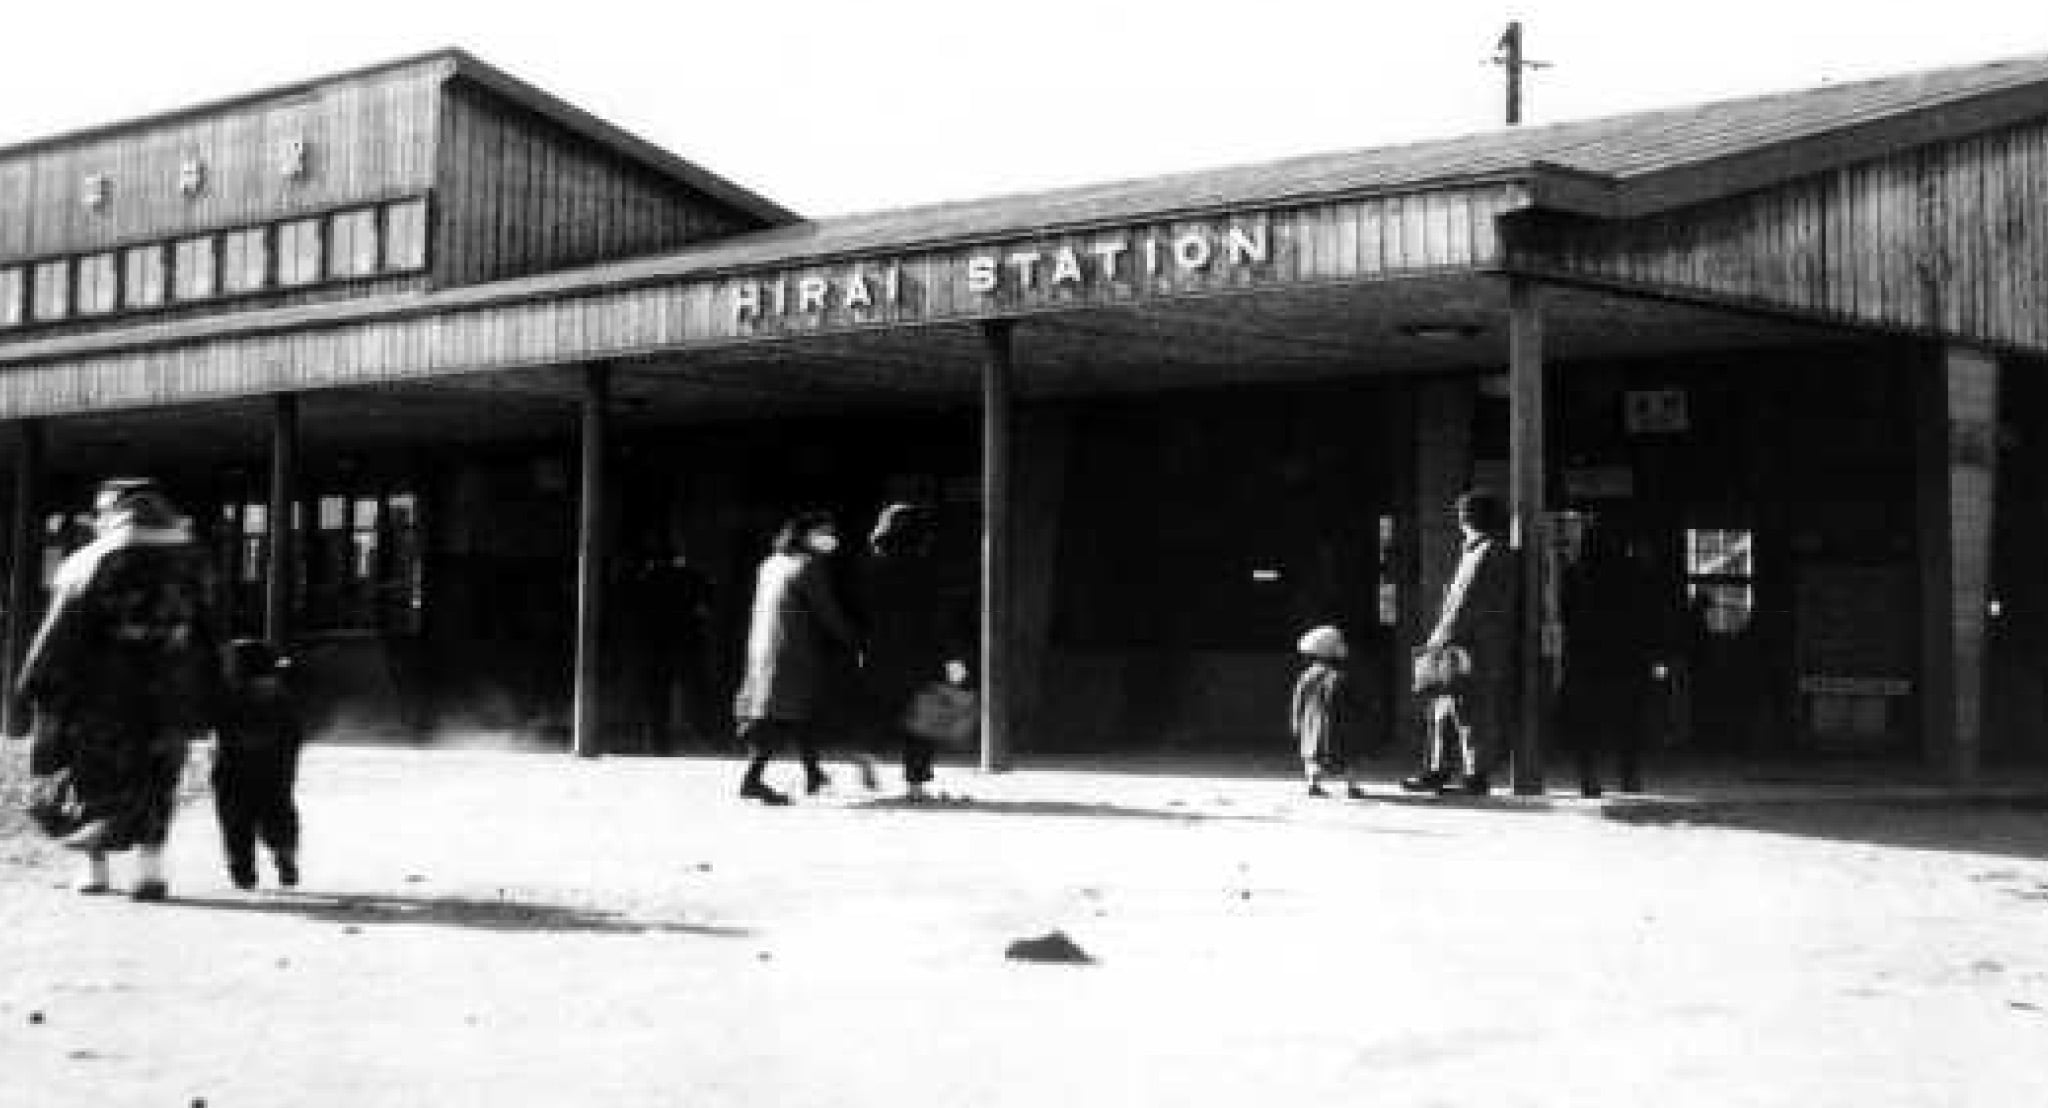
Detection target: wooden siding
<box><xmin>1506</xmin><ymin>119</ymin><xmax>2048</xmax><ymax>353</ymax></box>
<box><xmin>432</xmin><ymin>82</ymin><xmax>765</xmax><ymax>289</ymax></box>
<box><xmin>0</xmin><ymin>187</ymin><xmax>1522</xmax><ymax>417</ymax></box>
<box><xmin>0</xmin><ymin>62</ymin><xmax>441</xmax><ymax>262</ymax></box>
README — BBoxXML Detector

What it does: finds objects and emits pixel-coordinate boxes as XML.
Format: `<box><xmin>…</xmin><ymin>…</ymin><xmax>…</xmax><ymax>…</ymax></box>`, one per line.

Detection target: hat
<box><xmin>1296</xmin><ymin>625</ymin><xmax>1347</xmax><ymax>660</ymax></box>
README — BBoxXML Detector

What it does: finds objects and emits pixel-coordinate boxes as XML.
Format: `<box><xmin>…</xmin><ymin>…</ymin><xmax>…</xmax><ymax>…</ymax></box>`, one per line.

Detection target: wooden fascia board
<box><xmin>0</xmin><ymin>180</ymin><xmax>1534</xmax><ymax>369</ymax></box>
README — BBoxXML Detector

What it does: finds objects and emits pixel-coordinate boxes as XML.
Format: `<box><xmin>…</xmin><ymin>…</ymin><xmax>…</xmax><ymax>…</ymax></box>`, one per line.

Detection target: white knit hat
<box><xmin>1296</xmin><ymin>625</ymin><xmax>1347</xmax><ymax>660</ymax></box>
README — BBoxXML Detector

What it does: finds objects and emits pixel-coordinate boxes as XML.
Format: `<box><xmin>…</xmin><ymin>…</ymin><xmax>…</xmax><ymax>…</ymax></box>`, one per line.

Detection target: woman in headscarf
<box><xmin>731</xmin><ymin>510</ymin><xmax>861</xmax><ymax>805</ymax></box>
<box><xmin>19</xmin><ymin>478</ymin><xmax>222</xmax><ymax>900</ymax></box>
<box><xmin>859</xmin><ymin>502</ymin><xmax>972</xmax><ymax>801</ymax></box>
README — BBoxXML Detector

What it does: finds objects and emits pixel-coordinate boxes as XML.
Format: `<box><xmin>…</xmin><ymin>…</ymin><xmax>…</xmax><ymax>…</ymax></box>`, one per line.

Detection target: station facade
<box><xmin>3</xmin><ymin>49</ymin><xmax>2046</xmax><ymax>785</ymax></box>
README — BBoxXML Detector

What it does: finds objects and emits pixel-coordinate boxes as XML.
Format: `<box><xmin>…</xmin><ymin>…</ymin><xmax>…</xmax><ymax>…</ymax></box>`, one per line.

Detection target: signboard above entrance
<box><xmin>730</xmin><ymin>218</ymin><xmax>1275</xmax><ymax>327</ymax></box>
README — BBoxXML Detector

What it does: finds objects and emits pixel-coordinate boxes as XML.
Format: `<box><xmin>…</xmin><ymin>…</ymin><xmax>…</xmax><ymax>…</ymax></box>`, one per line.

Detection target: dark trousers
<box><xmin>1563</xmin><ymin>666</ymin><xmax>1647</xmax><ymax>794</ymax></box>
<box><xmin>737</xmin><ymin>718</ymin><xmax>825</xmax><ymax>788</ymax></box>
<box><xmin>211</xmin><ymin>746</ymin><xmax>301</xmax><ymax>874</ymax></box>
<box><xmin>902</xmin><ymin>732</ymin><xmax>936</xmax><ymax>785</ymax></box>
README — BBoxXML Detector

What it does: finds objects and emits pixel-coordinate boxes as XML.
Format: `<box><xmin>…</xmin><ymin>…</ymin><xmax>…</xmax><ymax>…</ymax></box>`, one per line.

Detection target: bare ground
<box><xmin>4</xmin><ymin>739</ymin><xmax>2047</xmax><ymax>1107</ymax></box>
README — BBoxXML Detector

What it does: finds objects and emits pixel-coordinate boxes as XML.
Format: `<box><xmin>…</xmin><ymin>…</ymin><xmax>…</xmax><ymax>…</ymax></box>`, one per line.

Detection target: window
<box><xmin>214</xmin><ymin>487</ymin><xmax>423</xmax><ymax>636</ymax></box>
<box><xmin>75</xmin><ymin>254</ymin><xmax>118</xmax><ymax>315</ymax></box>
<box><xmin>123</xmin><ymin>245</ymin><xmax>167</xmax><ymax>309</ymax></box>
<box><xmin>1685</xmin><ymin>527</ymin><xmax>1754</xmax><ymax>635</ymax></box>
<box><xmin>277</xmin><ymin>218</ymin><xmax>323</xmax><ymax>286</ymax></box>
<box><xmin>0</xmin><ymin>268</ymin><xmax>22</xmax><ymax>328</ymax></box>
<box><xmin>174</xmin><ymin>236</ymin><xmax>217</xmax><ymax>301</ymax></box>
<box><xmin>383</xmin><ymin>197</ymin><xmax>428</xmax><ymax>271</ymax></box>
<box><xmin>32</xmin><ymin>260</ymin><xmax>70</xmax><ymax>320</ymax></box>
<box><xmin>222</xmin><ymin>228</ymin><xmax>269</xmax><ymax>294</ymax></box>
<box><xmin>328</xmin><ymin>208</ymin><xmax>380</xmax><ymax>278</ymax></box>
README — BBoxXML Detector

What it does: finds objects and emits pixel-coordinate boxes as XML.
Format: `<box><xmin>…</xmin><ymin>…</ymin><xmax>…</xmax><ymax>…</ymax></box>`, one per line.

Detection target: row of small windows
<box><xmin>0</xmin><ymin>197</ymin><xmax>427</xmax><ymax>329</ymax></box>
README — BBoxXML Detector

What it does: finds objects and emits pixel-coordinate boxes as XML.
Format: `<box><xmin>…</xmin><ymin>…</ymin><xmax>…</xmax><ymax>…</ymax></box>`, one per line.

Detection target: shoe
<box><xmin>229</xmin><ymin>863</ymin><xmax>258</xmax><ymax>891</ymax></box>
<box><xmin>130</xmin><ymin>880</ymin><xmax>169</xmax><ymax>902</ymax></box>
<box><xmin>855</xmin><ymin>759</ymin><xmax>880</xmax><ymax>792</ymax></box>
<box><xmin>1346</xmin><ymin>785</ymin><xmax>1369</xmax><ymax>801</ymax></box>
<box><xmin>75</xmin><ymin>879</ymin><xmax>112</xmax><ymax>895</ymax></box>
<box><xmin>1399</xmin><ymin>772</ymin><xmax>1449</xmax><ymax>793</ymax></box>
<box><xmin>1307</xmin><ymin>783</ymin><xmax>1329</xmax><ymax>798</ymax></box>
<box><xmin>739</xmin><ymin>781</ymin><xmax>791</xmax><ymax>806</ymax></box>
<box><xmin>1580</xmin><ymin>783</ymin><xmax>1604</xmax><ymax>800</ymax></box>
<box><xmin>804</xmin><ymin>771</ymin><xmax>831</xmax><ymax>796</ymax></box>
<box><xmin>275</xmin><ymin>854</ymin><xmax>299</xmax><ymax>888</ymax></box>
<box><xmin>1453</xmin><ymin>774</ymin><xmax>1491</xmax><ymax>797</ymax></box>
<box><xmin>903</xmin><ymin>782</ymin><xmax>931</xmax><ymax>803</ymax></box>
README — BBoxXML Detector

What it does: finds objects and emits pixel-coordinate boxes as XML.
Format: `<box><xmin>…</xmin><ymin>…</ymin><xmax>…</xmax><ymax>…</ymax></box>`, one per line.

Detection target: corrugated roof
<box><xmin>466</xmin><ymin>48</ymin><xmax>2048</xmax><ymax>291</ymax></box>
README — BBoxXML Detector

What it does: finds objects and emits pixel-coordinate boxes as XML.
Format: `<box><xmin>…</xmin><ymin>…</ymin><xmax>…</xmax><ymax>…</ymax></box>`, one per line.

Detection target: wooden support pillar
<box><xmin>571</xmin><ymin>364</ymin><xmax>611</xmax><ymax>759</ymax></box>
<box><xmin>979</xmin><ymin>320</ymin><xmax>1015</xmax><ymax>772</ymax></box>
<box><xmin>264</xmin><ymin>394</ymin><xmax>299</xmax><ymax>649</ymax></box>
<box><xmin>1506</xmin><ymin>277</ymin><xmax>1548</xmax><ymax>795</ymax></box>
<box><xmin>2</xmin><ymin>420</ymin><xmax>44</xmax><ymax>738</ymax></box>
<box><xmin>1916</xmin><ymin>345</ymin><xmax>1999</xmax><ymax>785</ymax></box>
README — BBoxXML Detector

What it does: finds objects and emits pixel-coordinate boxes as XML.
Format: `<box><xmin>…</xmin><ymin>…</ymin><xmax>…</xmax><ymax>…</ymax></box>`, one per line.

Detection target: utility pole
<box><xmin>1491</xmin><ymin>21</ymin><xmax>1551</xmax><ymax>125</ymax></box>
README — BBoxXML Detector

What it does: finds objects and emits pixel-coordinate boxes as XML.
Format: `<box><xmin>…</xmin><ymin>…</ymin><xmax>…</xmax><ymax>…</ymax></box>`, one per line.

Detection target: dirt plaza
<box><xmin>4</xmin><ymin>741</ymin><xmax>2048</xmax><ymax>1108</ymax></box>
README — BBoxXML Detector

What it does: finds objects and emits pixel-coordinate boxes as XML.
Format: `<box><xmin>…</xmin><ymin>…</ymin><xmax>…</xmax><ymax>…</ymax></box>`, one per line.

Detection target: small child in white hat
<box><xmin>1291</xmin><ymin>625</ymin><xmax>1366</xmax><ymax>799</ymax></box>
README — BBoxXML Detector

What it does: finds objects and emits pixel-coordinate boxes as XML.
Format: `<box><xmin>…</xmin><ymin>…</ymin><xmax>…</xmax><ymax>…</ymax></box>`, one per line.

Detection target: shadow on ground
<box><xmin>159</xmin><ymin>891</ymin><xmax>754</xmax><ymax>937</ymax></box>
<box><xmin>1604</xmin><ymin>796</ymin><xmax>2048</xmax><ymax>863</ymax></box>
<box><xmin>850</xmin><ymin>797</ymin><xmax>1276</xmax><ymax>823</ymax></box>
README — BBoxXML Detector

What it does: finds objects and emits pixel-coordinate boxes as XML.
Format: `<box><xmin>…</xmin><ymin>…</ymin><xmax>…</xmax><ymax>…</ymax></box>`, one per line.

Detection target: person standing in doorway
<box><xmin>1560</xmin><ymin>516</ymin><xmax>1658</xmax><ymax>797</ymax></box>
<box><xmin>18</xmin><ymin>478</ymin><xmax>222</xmax><ymax>900</ymax></box>
<box><xmin>731</xmin><ymin>511</ymin><xmax>862</xmax><ymax>805</ymax></box>
<box><xmin>1403</xmin><ymin>490</ymin><xmax>1518</xmax><ymax>797</ymax></box>
<box><xmin>859</xmin><ymin>502</ymin><xmax>973</xmax><ymax>802</ymax></box>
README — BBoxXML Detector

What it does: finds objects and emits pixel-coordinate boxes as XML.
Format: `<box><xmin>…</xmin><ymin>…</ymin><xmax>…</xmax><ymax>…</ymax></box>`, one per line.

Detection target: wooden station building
<box><xmin>4</xmin><ymin>48</ymin><xmax>2048</xmax><ymax>787</ymax></box>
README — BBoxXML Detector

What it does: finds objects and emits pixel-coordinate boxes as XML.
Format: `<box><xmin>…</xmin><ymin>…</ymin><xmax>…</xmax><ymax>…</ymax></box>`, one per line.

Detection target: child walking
<box><xmin>213</xmin><ymin>639</ymin><xmax>305</xmax><ymax>890</ymax></box>
<box><xmin>1291</xmin><ymin>625</ymin><xmax>1367</xmax><ymax>799</ymax></box>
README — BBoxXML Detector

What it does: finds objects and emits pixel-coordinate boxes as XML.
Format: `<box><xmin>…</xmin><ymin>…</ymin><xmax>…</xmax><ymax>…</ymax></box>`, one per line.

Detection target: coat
<box><xmin>1429</xmin><ymin>533</ymin><xmax>1518</xmax><ymax>680</ymax></box>
<box><xmin>18</xmin><ymin>522</ymin><xmax>221</xmax><ymax>850</ymax></box>
<box><xmin>1291</xmin><ymin>661</ymin><xmax>1361</xmax><ymax>770</ymax></box>
<box><xmin>731</xmin><ymin>551</ymin><xmax>857</xmax><ymax>722</ymax></box>
<box><xmin>858</xmin><ymin>549</ymin><xmax>971</xmax><ymax>715</ymax></box>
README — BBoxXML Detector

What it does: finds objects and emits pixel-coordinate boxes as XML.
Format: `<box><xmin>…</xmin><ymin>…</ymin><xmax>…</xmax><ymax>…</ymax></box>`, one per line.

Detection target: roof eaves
<box><xmin>1597</xmin><ymin>76</ymin><xmax>2048</xmax><ymax>218</ymax></box>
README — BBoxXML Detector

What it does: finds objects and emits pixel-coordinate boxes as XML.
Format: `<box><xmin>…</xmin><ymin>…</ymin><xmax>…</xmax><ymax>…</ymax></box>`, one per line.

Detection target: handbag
<box><xmin>26</xmin><ymin>768</ymin><xmax>89</xmax><ymax>840</ymax></box>
<box><xmin>1411</xmin><ymin>645</ymin><xmax>1473</xmax><ymax>696</ymax></box>
<box><xmin>902</xmin><ymin>681</ymin><xmax>980</xmax><ymax>747</ymax></box>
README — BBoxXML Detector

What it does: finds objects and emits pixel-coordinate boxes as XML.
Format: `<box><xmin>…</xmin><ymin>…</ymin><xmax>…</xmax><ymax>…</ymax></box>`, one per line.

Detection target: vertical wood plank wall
<box><xmin>1506</xmin><ymin>119</ymin><xmax>2048</xmax><ymax>353</ymax></box>
<box><xmin>0</xmin><ymin>64</ymin><xmax>443</xmax><ymax>261</ymax></box>
<box><xmin>431</xmin><ymin>82</ymin><xmax>765</xmax><ymax>289</ymax></box>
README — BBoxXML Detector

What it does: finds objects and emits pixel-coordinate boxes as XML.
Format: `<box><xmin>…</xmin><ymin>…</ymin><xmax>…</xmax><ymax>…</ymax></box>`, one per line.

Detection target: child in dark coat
<box><xmin>213</xmin><ymin>639</ymin><xmax>305</xmax><ymax>890</ymax></box>
<box><xmin>1291</xmin><ymin>625</ymin><xmax>1368</xmax><ymax>799</ymax></box>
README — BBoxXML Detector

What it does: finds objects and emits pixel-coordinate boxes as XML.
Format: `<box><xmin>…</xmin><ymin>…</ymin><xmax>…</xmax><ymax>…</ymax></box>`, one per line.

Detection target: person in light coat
<box><xmin>732</xmin><ymin>511</ymin><xmax>860</xmax><ymax>805</ymax></box>
<box><xmin>1404</xmin><ymin>490</ymin><xmax>1518</xmax><ymax>796</ymax></box>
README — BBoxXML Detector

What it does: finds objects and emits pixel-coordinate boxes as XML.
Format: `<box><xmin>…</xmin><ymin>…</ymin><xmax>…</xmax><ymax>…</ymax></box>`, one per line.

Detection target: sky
<box><xmin>5</xmin><ymin>0</ymin><xmax>2048</xmax><ymax>217</ymax></box>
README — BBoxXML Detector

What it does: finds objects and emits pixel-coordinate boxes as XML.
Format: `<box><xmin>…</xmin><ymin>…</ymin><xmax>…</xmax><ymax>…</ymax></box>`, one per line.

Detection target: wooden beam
<box><xmin>571</xmin><ymin>363</ymin><xmax>610</xmax><ymax>759</ymax></box>
<box><xmin>1917</xmin><ymin>344</ymin><xmax>1999</xmax><ymax>784</ymax></box>
<box><xmin>264</xmin><ymin>394</ymin><xmax>299</xmax><ymax>648</ymax></box>
<box><xmin>1</xmin><ymin>421</ymin><xmax>43</xmax><ymax>738</ymax></box>
<box><xmin>980</xmin><ymin>320</ymin><xmax>1014</xmax><ymax>773</ymax></box>
<box><xmin>1507</xmin><ymin>277</ymin><xmax>1548</xmax><ymax>795</ymax></box>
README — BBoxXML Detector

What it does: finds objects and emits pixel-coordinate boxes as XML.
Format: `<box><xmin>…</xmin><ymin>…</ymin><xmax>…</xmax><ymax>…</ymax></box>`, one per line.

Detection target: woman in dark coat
<box><xmin>19</xmin><ymin>478</ymin><xmax>221</xmax><ymax>900</ymax></box>
<box><xmin>731</xmin><ymin>511</ymin><xmax>860</xmax><ymax>805</ymax></box>
<box><xmin>1559</xmin><ymin>515</ymin><xmax>1658</xmax><ymax>797</ymax></box>
<box><xmin>859</xmin><ymin>503</ymin><xmax>971</xmax><ymax>801</ymax></box>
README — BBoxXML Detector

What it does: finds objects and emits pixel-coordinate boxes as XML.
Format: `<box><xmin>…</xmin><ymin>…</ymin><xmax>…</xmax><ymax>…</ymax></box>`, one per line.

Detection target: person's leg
<box><xmin>736</xmin><ymin>719</ymin><xmax>789</xmax><ymax>803</ymax></box>
<box><xmin>796</xmin><ymin>723</ymin><xmax>831</xmax><ymax>795</ymax></box>
<box><xmin>215</xmin><ymin>775</ymin><xmax>259</xmax><ymax>889</ymax></box>
<box><xmin>256</xmin><ymin>751</ymin><xmax>301</xmax><ymax>886</ymax></box>
<box><xmin>1403</xmin><ymin>697</ymin><xmax>1457</xmax><ymax>791</ymax></box>
<box><xmin>1616</xmin><ymin>679</ymin><xmax>1647</xmax><ymax>792</ymax></box>
<box><xmin>76</xmin><ymin>850</ymin><xmax>111</xmax><ymax>894</ymax></box>
<box><xmin>903</xmin><ymin>732</ymin><xmax>936</xmax><ymax>799</ymax></box>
